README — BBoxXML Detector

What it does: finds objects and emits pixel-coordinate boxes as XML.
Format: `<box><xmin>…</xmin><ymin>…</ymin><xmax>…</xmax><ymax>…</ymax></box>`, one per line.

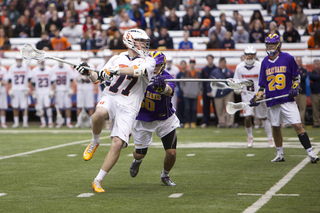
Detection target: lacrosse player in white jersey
<box><xmin>75</xmin><ymin>28</ymin><xmax>156</xmax><ymax>193</ymax></box>
<box><xmin>30</xmin><ymin>61</ymin><xmax>56</xmax><ymax>128</ymax></box>
<box><xmin>74</xmin><ymin>51</ymin><xmax>95</xmax><ymax>128</ymax></box>
<box><xmin>51</xmin><ymin>52</ymin><xmax>75</xmax><ymax>128</ymax></box>
<box><xmin>0</xmin><ymin>64</ymin><xmax>8</xmax><ymax>128</ymax></box>
<box><xmin>7</xmin><ymin>54</ymin><xmax>31</xmax><ymax>128</ymax></box>
<box><xmin>233</xmin><ymin>46</ymin><xmax>274</xmax><ymax>148</ymax></box>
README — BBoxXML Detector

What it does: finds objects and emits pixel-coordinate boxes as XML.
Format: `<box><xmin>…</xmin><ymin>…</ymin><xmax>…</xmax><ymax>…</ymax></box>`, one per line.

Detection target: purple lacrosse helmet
<box><xmin>149</xmin><ymin>51</ymin><xmax>166</xmax><ymax>75</ymax></box>
<box><xmin>265</xmin><ymin>33</ymin><xmax>281</xmax><ymax>57</ymax></box>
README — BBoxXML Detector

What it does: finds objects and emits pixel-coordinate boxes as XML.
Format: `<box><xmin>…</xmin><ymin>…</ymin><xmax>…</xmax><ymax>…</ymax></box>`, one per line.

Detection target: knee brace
<box><xmin>135</xmin><ymin>147</ymin><xmax>148</xmax><ymax>155</ymax></box>
<box><xmin>161</xmin><ymin>130</ymin><xmax>177</xmax><ymax>150</ymax></box>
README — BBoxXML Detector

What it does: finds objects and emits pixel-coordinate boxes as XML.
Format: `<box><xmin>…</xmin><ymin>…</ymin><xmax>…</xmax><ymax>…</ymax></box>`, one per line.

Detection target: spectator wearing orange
<box><xmin>271</xmin><ymin>4</ymin><xmax>289</xmax><ymax>29</ymax></box>
<box><xmin>200</xmin><ymin>6</ymin><xmax>215</xmax><ymax>36</ymax></box>
<box><xmin>140</xmin><ymin>0</ymin><xmax>153</xmax><ymax>17</ymax></box>
<box><xmin>51</xmin><ymin>28</ymin><xmax>71</xmax><ymax>50</ymax></box>
<box><xmin>307</xmin><ymin>30</ymin><xmax>320</xmax><ymax>48</ymax></box>
<box><xmin>190</xmin><ymin>21</ymin><xmax>202</xmax><ymax>37</ymax></box>
<box><xmin>283</xmin><ymin>0</ymin><xmax>296</xmax><ymax>17</ymax></box>
<box><xmin>308</xmin><ymin>15</ymin><xmax>320</xmax><ymax>36</ymax></box>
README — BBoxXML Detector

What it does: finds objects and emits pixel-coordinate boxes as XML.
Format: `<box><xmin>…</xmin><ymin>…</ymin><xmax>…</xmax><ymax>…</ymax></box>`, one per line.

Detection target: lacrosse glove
<box><xmin>249</xmin><ymin>92</ymin><xmax>263</xmax><ymax>107</ymax></box>
<box><xmin>98</xmin><ymin>65</ymin><xmax>120</xmax><ymax>80</ymax></box>
<box><xmin>151</xmin><ymin>75</ymin><xmax>167</xmax><ymax>94</ymax></box>
<box><xmin>75</xmin><ymin>62</ymin><xmax>91</xmax><ymax>76</ymax></box>
<box><xmin>288</xmin><ymin>82</ymin><xmax>301</xmax><ymax>98</ymax></box>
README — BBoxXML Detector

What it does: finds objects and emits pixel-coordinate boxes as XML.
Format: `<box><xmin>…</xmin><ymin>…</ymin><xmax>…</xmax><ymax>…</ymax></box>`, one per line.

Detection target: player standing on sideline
<box><xmin>0</xmin><ymin>63</ymin><xmax>8</xmax><ymax>129</ymax></box>
<box><xmin>234</xmin><ymin>46</ymin><xmax>274</xmax><ymax>148</ymax></box>
<box><xmin>30</xmin><ymin>61</ymin><xmax>56</xmax><ymax>128</ymax></box>
<box><xmin>51</xmin><ymin>52</ymin><xmax>75</xmax><ymax>128</ymax></box>
<box><xmin>7</xmin><ymin>54</ymin><xmax>31</xmax><ymax>128</ymax></box>
<box><xmin>250</xmin><ymin>34</ymin><xmax>319</xmax><ymax>163</ymax></box>
<box><xmin>75</xmin><ymin>29</ymin><xmax>156</xmax><ymax>192</ymax></box>
<box><xmin>129</xmin><ymin>51</ymin><xmax>179</xmax><ymax>186</ymax></box>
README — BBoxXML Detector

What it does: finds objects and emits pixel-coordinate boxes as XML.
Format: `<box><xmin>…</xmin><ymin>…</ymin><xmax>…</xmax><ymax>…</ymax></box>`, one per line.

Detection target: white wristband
<box><xmin>160</xmin><ymin>84</ymin><xmax>169</xmax><ymax>94</ymax></box>
<box><xmin>133</xmin><ymin>64</ymin><xmax>146</xmax><ymax>76</ymax></box>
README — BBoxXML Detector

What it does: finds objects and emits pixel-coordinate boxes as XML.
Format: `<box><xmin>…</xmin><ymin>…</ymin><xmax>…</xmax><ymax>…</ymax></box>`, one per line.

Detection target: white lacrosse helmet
<box><xmin>123</xmin><ymin>29</ymin><xmax>150</xmax><ymax>57</ymax></box>
<box><xmin>244</xmin><ymin>46</ymin><xmax>256</xmax><ymax>66</ymax></box>
<box><xmin>57</xmin><ymin>52</ymin><xmax>65</xmax><ymax>59</ymax></box>
<box><xmin>81</xmin><ymin>51</ymin><xmax>90</xmax><ymax>60</ymax></box>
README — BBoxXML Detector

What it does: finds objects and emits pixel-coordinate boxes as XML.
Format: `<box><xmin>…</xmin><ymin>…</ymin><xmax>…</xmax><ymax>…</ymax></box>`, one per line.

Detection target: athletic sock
<box><xmin>245</xmin><ymin>126</ymin><xmax>253</xmax><ymax>138</ymax></box>
<box><xmin>23</xmin><ymin>115</ymin><xmax>28</xmax><ymax>124</ymax></box>
<box><xmin>95</xmin><ymin>169</ymin><xmax>107</xmax><ymax>181</ymax></box>
<box><xmin>161</xmin><ymin>168</ymin><xmax>170</xmax><ymax>178</ymax></box>
<box><xmin>40</xmin><ymin>116</ymin><xmax>46</xmax><ymax>124</ymax></box>
<box><xmin>276</xmin><ymin>147</ymin><xmax>283</xmax><ymax>155</ymax></box>
<box><xmin>66</xmin><ymin>117</ymin><xmax>71</xmax><ymax>124</ymax></box>
<box><xmin>92</xmin><ymin>133</ymin><xmax>100</xmax><ymax>144</ymax></box>
<box><xmin>134</xmin><ymin>159</ymin><xmax>142</xmax><ymax>163</ymax></box>
<box><xmin>306</xmin><ymin>147</ymin><xmax>315</xmax><ymax>157</ymax></box>
<box><xmin>46</xmin><ymin>108</ymin><xmax>52</xmax><ymax>123</ymax></box>
<box><xmin>262</xmin><ymin>119</ymin><xmax>272</xmax><ymax>140</ymax></box>
<box><xmin>298</xmin><ymin>132</ymin><xmax>312</xmax><ymax>150</ymax></box>
<box><xmin>14</xmin><ymin>116</ymin><xmax>19</xmax><ymax>125</ymax></box>
<box><xmin>1</xmin><ymin>115</ymin><xmax>5</xmax><ymax>124</ymax></box>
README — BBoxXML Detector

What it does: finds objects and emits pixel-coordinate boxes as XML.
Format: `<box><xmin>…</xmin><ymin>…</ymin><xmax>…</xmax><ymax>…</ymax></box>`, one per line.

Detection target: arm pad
<box><xmin>133</xmin><ymin>64</ymin><xmax>147</xmax><ymax>76</ymax></box>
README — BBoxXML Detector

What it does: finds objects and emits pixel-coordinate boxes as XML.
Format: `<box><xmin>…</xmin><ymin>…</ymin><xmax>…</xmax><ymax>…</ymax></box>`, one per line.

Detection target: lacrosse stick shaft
<box><xmin>256</xmin><ymin>94</ymin><xmax>289</xmax><ymax>103</ymax></box>
<box><xmin>161</xmin><ymin>79</ymin><xmax>229</xmax><ymax>82</ymax></box>
<box><xmin>47</xmin><ymin>56</ymin><xmax>100</xmax><ymax>73</ymax></box>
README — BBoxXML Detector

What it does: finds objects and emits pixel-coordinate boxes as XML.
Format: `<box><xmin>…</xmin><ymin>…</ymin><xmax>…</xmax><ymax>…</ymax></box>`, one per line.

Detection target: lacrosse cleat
<box><xmin>56</xmin><ymin>123</ymin><xmax>62</xmax><ymax>129</ymax></box>
<box><xmin>83</xmin><ymin>141</ymin><xmax>99</xmax><ymax>161</ymax></box>
<box><xmin>48</xmin><ymin>123</ymin><xmax>53</xmax><ymax>129</ymax></box>
<box><xmin>271</xmin><ymin>154</ymin><xmax>285</xmax><ymax>162</ymax></box>
<box><xmin>1</xmin><ymin>123</ymin><xmax>7</xmax><ymax>129</ymax></box>
<box><xmin>66</xmin><ymin>123</ymin><xmax>73</xmax><ymax>128</ymax></box>
<box><xmin>23</xmin><ymin>123</ymin><xmax>28</xmax><ymax>128</ymax></box>
<box><xmin>92</xmin><ymin>179</ymin><xmax>105</xmax><ymax>193</ymax></box>
<box><xmin>12</xmin><ymin>123</ymin><xmax>19</xmax><ymax>128</ymax></box>
<box><xmin>247</xmin><ymin>137</ymin><xmax>253</xmax><ymax>148</ymax></box>
<box><xmin>309</xmin><ymin>154</ymin><xmax>319</xmax><ymax>163</ymax></box>
<box><xmin>130</xmin><ymin>160</ymin><xmax>142</xmax><ymax>177</ymax></box>
<box><xmin>40</xmin><ymin>123</ymin><xmax>46</xmax><ymax>128</ymax></box>
<box><xmin>268</xmin><ymin>139</ymin><xmax>275</xmax><ymax>148</ymax></box>
<box><xmin>161</xmin><ymin>176</ymin><xmax>176</xmax><ymax>186</ymax></box>
<box><xmin>75</xmin><ymin>123</ymin><xmax>81</xmax><ymax>128</ymax></box>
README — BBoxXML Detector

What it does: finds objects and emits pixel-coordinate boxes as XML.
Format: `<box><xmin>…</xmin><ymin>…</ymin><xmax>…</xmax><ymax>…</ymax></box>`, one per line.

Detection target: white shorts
<box><xmin>132</xmin><ymin>114</ymin><xmax>180</xmax><ymax>149</ymax></box>
<box><xmin>55</xmin><ymin>91</ymin><xmax>72</xmax><ymax>109</ymax></box>
<box><xmin>37</xmin><ymin>93</ymin><xmax>51</xmax><ymax>108</ymax></box>
<box><xmin>243</xmin><ymin>102</ymin><xmax>267</xmax><ymax>118</ymax></box>
<box><xmin>97</xmin><ymin>95</ymin><xmax>137</xmax><ymax>147</ymax></box>
<box><xmin>11</xmin><ymin>91</ymin><xmax>28</xmax><ymax>109</ymax></box>
<box><xmin>0</xmin><ymin>92</ymin><xmax>8</xmax><ymax>109</ymax></box>
<box><xmin>77</xmin><ymin>89</ymin><xmax>94</xmax><ymax>108</ymax></box>
<box><xmin>267</xmin><ymin>102</ymin><xmax>301</xmax><ymax>126</ymax></box>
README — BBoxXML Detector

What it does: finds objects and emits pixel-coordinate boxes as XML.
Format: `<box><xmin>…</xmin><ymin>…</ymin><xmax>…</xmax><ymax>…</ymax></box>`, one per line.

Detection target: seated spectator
<box><xmin>0</xmin><ymin>27</ymin><xmax>11</xmax><ymax>50</ymax></box>
<box><xmin>249</xmin><ymin>19</ymin><xmax>265</xmax><ymax>43</ymax></box>
<box><xmin>189</xmin><ymin>0</ymin><xmax>200</xmax><ymax>18</ymax></box>
<box><xmin>200</xmin><ymin>6</ymin><xmax>215</xmax><ymax>36</ymax></box>
<box><xmin>182</xmin><ymin>7</ymin><xmax>197</xmax><ymax>31</ymax></box>
<box><xmin>60</xmin><ymin>19</ymin><xmax>82</xmax><ymax>44</ymax></box>
<box><xmin>95</xmin><ymin>29</ymin><xmax>108</xmax><ymax>49</ymax></box>
<box><xmin>165</xmin><ymin>9</ymin><xmax>180</xmax><ymax>31</ymax></box>
<box><xmin>114</xmin><ymin>0</ymin><xmax>130</xmax><ymax>15</ymax></box>
<box><xmin>92</xmin><ymin>7</ymin><xmax>104</xmax><ymax>25</ymax></box>
<box><xmin>283</xmin><ymin>20</ymin><xmax>301</xmax><ymax>43</ymax></box>
<box><xmin>74</xmin><ymin>0</ymin><xmax>90</xmax><ymax>19</ymax></box>
<box><xmin>249</xmin><ymin>10</ymin><xmax>266</xmax><ymax>30</ymax></box>
<box><xmin>97</xmin><ymin>0</ymin><xmax>113</xmax><ymax>18</ymax></box>
<box><xmin>133</xmin><ymin>10</ymin><xmax>147</xmax><ymax>30</ymax></box>
<box><xmin>308</xmin><ymin>30</ymin><xmax>320</xmax><ymax>48</ymax></box>
<box><xmin>7</xmin><ymin>1</ymin><xmax>20</xmax><ymax>25</ymax></box>
<box><xmin>82</xmin><ymin>16</ymin><xmax>95</xmax><ymax>35</ymax></box>
<box><xmin>149</xmin><ymin>3</ymin><xmax>165</xmax><ymax>32</ymax></box>
<box><xmin>119</xmin><ymin>13</ymin><xmax>137</xmax><ymax>34</ymax></box>
<box><xmin>14</xmin><ymin>15</ymin><xmax>31</xmax><ymax>38</ymax></box>
<box><xmin>2</xmin><ymin>17</ymin><xmax>13</xmax><ymax>38</ymax></box>
<box><xmin>190</xmin><ymin>21</ymin><xmax>202</xmax><ymax>37</ymax></box>
<box><xmin>65</xmin><ymin>2</ymin><xmax>80</xmax><ymax>23</ymax></box>
<box><xmin>220</xmin><ymin>31</ymin><xmax>235</xmax><ymax>49</ymax></box>
<box><xmin>107</xmin><ymin>20</ymin><xmax>119</xmax><ymax>37</ymax></box>
<box><xmin>0</xmin><ymin>6</ymin><xmax>8</xmax><ymax>24</ymax></box>
<box><xmin>34</xmin><ymin>14</ymin><xmax>47</xmax><ymax>37</ymax></box>
<box><xmin>113</xmin><ymin>8</ymin><xmax>126</xmax><ymax>28</ymax></box>
<box><xmin>230</xmin><ymin>10</ymin><xmax>238</xmax><ymax>27</ymax></box>
<box><xmin>291</xmin><ymin>3</ymin><xmax>308</xmax><ymax>35</ymax></box>
<box><xmin>140</xmin><ymin>0</ymin><xmax>153</xmax><ymax>17</ymax></box>
<box><xmin>46</xmin><ymin>10</ymin><xmax>63</xmax><ymax>31</ymax></box>
<box><xmin>233</xmin><ymin>25</ymin><xmax>249</xmax><ymax>43</ymax></box>
<box><xmin>308</xmin><ymin>15</ymin><xmax>320</xmax><ymax>36</ymax></box>
<box><xmin>233</xmin><ymin>14</ymin><xmax>249</xmax><ymax>32</ymax></box>
<box><xmin>267</xmin><ymin>21</ymin><xmax>280</xmax><ymax>36</ymax></box>
<box><xmin>272</xmin><ymin>4</ymin><xmax>289</xmax><ymax>29</ymax></box>
<box><xmin>208</xmin><ymin>22</ymin><xmax>227</xmax><ymax>42</ymax></box>
<box><xmin>27</xmin><ymin>0</ymin><xmax>46</xmax><ymax>17</ymax></box>
<box><xmin>206</xmin><ymin>33</ymin><xmax>220</xmax><ymax>49</ymax></box>
<box><xmin>199</xmin><ymin>0</ymin><xmax>217</xmax><ymax>10</ymax></box>
<box><xmin>51</xmin><ymin>28</ymin><xmax>71</xmax><ymax>50</ymax></box>
<box><xmin>21</xmin><ymin>9</ymin><xmax>35</xmax><ymax>29</ymax></box>
<box><xmin>153</xmin><ymin>27</ymin><xmax>173</xmax><ymax>50</ymax></box>
<box><xmin>220</xmin><ymin>13</ymin><xmax>233</xmax><ymax>33</ymax></box>
<box><xmin>45</xmin><ymin>3</ymin><xmax>56</xmax><ymax>22</ymax></box>
<box><xmin>108</xmin><ymin>30</ymin><xmax>126</xmax><ymax>49</ymax></box>
<box><xmin>81</xmin><ymin>28</ymin><xmax>97</xmax><ymax>50</ymax></box>
<box><xmin>266</xmin><ymin>0</ymin><xmax>279</xmax><ymax>17</ymax></box>
<box><xmin>48</xmin><ymin>24</ymin><xmax>57</xmax><ymax>39</ymax></box>
<box><xmin>127</xmin><ymin>0</ymin><xmax>145</xmax><ymax>21</ymax></box>
<box><xmin>162</xmin><ymin>0</ymin><xmax>180</xmax><ymax>12</ymax></box>
<box><xmin>283</xmin><ymin>0</ymin><xmax>296</xmax><ymax>17</ymax></box>
<box><xmin>36</xmin><ymin>31</ymin><xmax>53</xmax><ymax>50</ymax></box>
<box><xmin>179</xmin><ymin>31</ymin><xmax>193</xmax><ymax>50</ymax></box>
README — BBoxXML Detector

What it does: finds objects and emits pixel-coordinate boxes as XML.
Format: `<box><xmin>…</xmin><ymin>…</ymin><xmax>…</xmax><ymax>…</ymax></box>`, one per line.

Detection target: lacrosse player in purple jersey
<box><xmin>250</xmin><ymin>34</ymin><xmax>319</xmax><ymax>163</ymax></box>
<box><xmin>130</xmin><ymin>51</ymin><xmax>180</xmax><ymax>186</ymax></box>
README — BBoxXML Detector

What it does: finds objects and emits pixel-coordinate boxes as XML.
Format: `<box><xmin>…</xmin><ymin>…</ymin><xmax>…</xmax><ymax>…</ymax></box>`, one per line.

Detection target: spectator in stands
<box><xmin>140</xmin><ymin>0</ymin><xmax>153</xmax><ymax>17</ymax></box>
<box><xmin>309</xmin><ymin>59</ymin><xmax>320</xmax><ymax>128</ymax></box>
<box><xmin>201</xmin><ymin>54</ymin><xmax>217</xmax><ymax>128</ymax></box>
<box><xmin>176</xmin><ymin>60</ymin><xmax>186</xmax><ymax>128</ymax></box>
<box><xmin>119</xmin><ymin>13</ymin><xmax>137</xmax><ymax>34</ymax></box>
<box><xmin>82</xmin><ymin>16</ymin><xmax>95</xmax><ymax>35</ymax></box>
<box><xmin>291</xmin><ymin>3</ymin><xmax>308</xmax><ymax>35</ymax></box>
<box><xmin>308</xmin><ymin>15</ymin><xmax>320</xmax><ymax>36</ymax></box>
<box><xmin>133</xmin><ymin>10</ymin><xmax>147</xmax><ymax>30</ymax></box>
<box><xmin>165</xmin><ymin>9</ymin><xmax>180</xmax><ymax>31</ymax></box>
<box><xmin>0</xmin><ymin>27</ymin><xmax>11</xmax><ymax>50</ymax></box>
<box><xmin>74</xmin><ymin>0</ymin><xmax>90</xmax><ymax>19</ymax></box>
<box><xmin>45</xmin><ymin>3</ymin><xmax>56</xmax><ymax>22</ymax></box>
<box><xmin>189</xmin><ymin>0</ymin><xmax>200</xmax><ymax>18</ymax></box>
<box><xmin>283</xmin><ymin>20</ymin><xmax>301</xmax><ymax>43</ymax></box>
<box><xmin>283</xmin><ymin>0</ymin><xmax>296</xmax><ymax>17</ymax></box>
<box><xmin>208</xmin><ymin>57</ymin><xmax>234</xmax><ymax>128</ymax></box>
<box><xmin>33</xmin><ymin>14</ymin><xmax>47</xmax><ymax>37</ymax></box>
<box><xmin>36</xmin><ymin>31</ymin><xmax>53</xmax><ymax>50</ymax></box>
<box><xmin>178</xmin><ymin>31</ymin><xmax>193</xmax><ymax>50</ymax></box>
<box><xmin>200</xmin><ymin>6</ymin><xmax>215</xmax><ymax>36</ymax></box>
<box><xmin>145</xmin><ymin>28</ymin><xmax>155</xmax><ymax>49</ymax></box>
<box><xmin>189</xmin><ymin>21</ymin><xmax>201</xmax><ymax>37</ymax></box>
<box><xmin>108</xmin><ymin>30</ymin><xmax>126</xmax><ymax>49</ymax></box>
<box><xmin>206</xmin><ymin>32</ymin><xmax>220</xmax><ymax>49</ymax></box>
<box><xmin>66</xmin><ymin>2</ymin><xmax>80</xmax><ymax>24</ymax></box>
<box><xmin>113</xmin><ymin>8</ymin><xmax>126</xmax><ymax>28</ymax></box>
<box><xmin>233</xmin><ymin>25</ymin><xmax>249</xmax><ymax>43</ymax></box>
<box><xmin>162</xmin><ymin>0</ymin><xmax>180</xmax><ymax>12</ymax></box>
<box><xmin>272</xmin><ymin>4</ymin><xmax>289</xmax><ymax>29</ymax></box>
<box><xmin>127</xmin><ymin>0</ymin><xmax>145</xmax><ymax>21</ymax></box>
<box><xmin>208</xmin><ymin>22</ymin><xmax>227</xmax><ymax>43</ymax></box>
<box><xmin>229</xmin><ymin>10</ymin><xmax>238</xmax><ymax>27</ymax></box>
<box><xmin>249</xmin><ymin>19</ymin><xmax>265</xmax><ymax>43</ymax></box>
<box><xmin>307</xmin><ymin>30</ymin><xmax>320</xmax><ymax>48</ymax></box>
<box><xmin>149</xmin><ymin>2</ymin><xmax>165</xmax><ymax>32</ymax></box>
<box><xmin>47</xmin><ymin>10</ymin><xmax>63</xmax><ymax>31</ymax></box>
<box><xmin>51</xmin><ymin>28</ymin><xmax>71</xmax><ymax>50</ymax></box>
<box><xmin>14</xmin><ymin>15</ymin><xmax>31</xmax><ymax>38</ymax></box>
<box><xmin>95</xmin><ymin>29</ymin><xmax>108</xmax><ymax>49</ymax></box>
<box><xmin>91</xmin><ymin>7</ymin><xmax>104</xmax><ymax>24</ymax></box>
<box><xmin>266</xmin><ymin>21</ymin><xmax>280</xmax><ymax>36</ymax></box>
<box><xmin>27</xmin><ymin>0</ymin><xmax>46</xmax><ymax>17</ymax></box>
<box><xmin>60</xmin><ymin>18</ymin><xmax>82</xmax><ymax>44</ymax></box>
<box><xmin>249</xmin><ymin>10</ymin><xmax>266</xmax><ymax>30</ymax></box>
<box><xmin>199</xmin><ymin>0</ymin><xmax>217</xmax><ymax>10</ymax></box>
<box><xmin>266</xmin><ymin>0</ymin><xmax>279</xmax><ymax>17</ymax></box>
<box><xmin>180</xmin><ymin>58</ymin><xmax>202</xmax><ymax>129</ymax></box>
<box><xmin>295</xmin><ymin>56</ymin><xmax>308</xmax><ymax>127</ymax></box>
<box><xmin>7</xmin><ymin>1</ymin><xmax>20</xmax><ymax>25</ymax></box>
<box><xmin>0</xmin><ymin>6</ymin><xmax>8</xmax><ymax>25</ymax></box>
<box><xmin>220</xmin><ymin>31</ymin><xmax>235</xmax><ymax>49</ymax></box>
<box><xmin>80</xmin><ymin>28</ymin><xmax>97</xmax><ymax>50</ymax></box>
<box><xmin>2</xmin><ymin>17</ymin><xmax>13</xmax><ymax>38</ymax></box>
<box><xmin>55</xmin><ymin>0</ymin><xmax>66</xmax><ymax>12</ymax></box>
<box><xmin>98</xmin><ymin>0</ymin><xmax>114</xmax><ymax>18</ymax></box>
<box><xmin>220</xmin><ymin>13</ymin><xmax>233</xmax><ymax>33</ymax></box>
<box><xmin>22</xmin><ymin>9</ymin><xmax>35</xmax><ymax>29</ymax></box>
<box><xmin>47</xmin><ymin>23</ymin><xmax>57</xmax><ymax>38</ymax></box>
<box><xmin>107</xmin><ymin>20</ymin><xmax>118</xmax><ymax>37</ymax></box>
<box><xmin>114</xmin><ymin>0</ymin><xmax>130</xmax><ymax>15</ymax></box>
<box><xmin>154</xmin><ymin>27</ymin><xmax>173</xmax><ymax>50</ymax></box>
<box><xmin>234</xmin><ymin>14</ymin><xmax>249</xmax><ymax>32</ymax></box>
<box><xmin>182</xmin><ymin>7</ymin><xmax>197</xmax><ymax>31</ymax></box>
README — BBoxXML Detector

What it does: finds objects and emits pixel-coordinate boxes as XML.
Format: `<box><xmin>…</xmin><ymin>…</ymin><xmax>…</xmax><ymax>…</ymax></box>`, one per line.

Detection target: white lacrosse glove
<box><xmin>74</xmin><ymin>62</ymin><xmax>93</xmax><ymax>77</ymax></box>
<box><xmin>68</xmin><ymin>88</ymin><xmax>74</xmax><ymax>97</ymax></box>
<box><xmin>99</xmin><ymin>65</ymin><xmax>120</xmax><ymax>80</ymax></box>
<box><xmin>32</xmin><ymin>91</ymin><xmax>37</xmax><ymax>100</ymax></box>
<box><xmin>49</xmin><ymin>90</ymin><xmax>55</xmax><ymax>98</ymax></box>
<box><xmin>25</xmin><ymin>87</ymin><xmax>30</xmax><ymax>96</ymax></box>
<box><xmin>8</xmin><ymin>89</ymin><xmax>14</xmax><ymax>98</ymax></box>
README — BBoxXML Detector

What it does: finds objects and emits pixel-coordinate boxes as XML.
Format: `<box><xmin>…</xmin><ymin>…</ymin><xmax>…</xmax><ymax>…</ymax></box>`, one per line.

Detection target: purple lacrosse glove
<box><xmin>288</xmin><ymin>82</ymin><xmax>301</xmax><ymax>98</ymax></box>
<box><xmin>249</xmin><ymin>93</ymin><xmax>262</xmax><ymax>107</ymax></box>
<box><xmin>151</xmin><ymin>75</ymin><xmax>166</xmax><ymax>93</ymax></box>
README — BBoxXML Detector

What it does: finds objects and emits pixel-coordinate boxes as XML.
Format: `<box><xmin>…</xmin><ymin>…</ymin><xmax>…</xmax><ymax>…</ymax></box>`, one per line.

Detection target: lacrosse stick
<box><xmin>226</xmin><ymin>94</ymin><xmax>289</xmax><ymax>115</ymax></box>
<box><xmin>210</xmin><ymin>80</ymin><xmax>256</xmax><ymax>93</ymax></box>
<box><xmin>79</xmin><ymin>95</ymin><xmax>90</xmax><ymax>128</ymax></box>
<box><xmin>55</xmin><ymin>102</ymin><xmax>65</xmax><ymax>125</ymax></box>
<box><xmin>35</xmin><ymin>104</ymin><xmax>44</xmax><ymax>117</ymax></box>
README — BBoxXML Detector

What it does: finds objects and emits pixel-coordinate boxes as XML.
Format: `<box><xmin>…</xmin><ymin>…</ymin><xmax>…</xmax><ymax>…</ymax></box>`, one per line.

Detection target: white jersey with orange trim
<box><xmin>234</xmin><ymin>60</ymin><xmax>261</xmax><ymax>102</ymax></box>
<box><xmin>0</xmin><ymin>66</ymin><xmax>8</xmax><ymax>93</ymax></box>
<box><xmin>51</xmin><ymin>63</ymin><xmax>74</xmax><ymax>92</ymax></box>
<box><xmin>7</xmin><ymin>63</ymin><xmax>31</xmax><ymax>91</ymax></box>
<box><xmin>100</xmin><ymin>51</ymin><xmax>156</xmax><ymax>113</ymax></box>
<box><xmin>31</xmin><ymin>65</ymin><xmax>56</xmax><ymax>94</ymax></box>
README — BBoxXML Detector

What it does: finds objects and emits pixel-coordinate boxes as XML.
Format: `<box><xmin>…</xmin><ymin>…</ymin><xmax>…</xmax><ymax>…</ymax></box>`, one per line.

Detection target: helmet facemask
<box><xmin>149</xmin><ymin>51</ymin><xmax>166</xmax><ymax>75</ymax></box>
<box><xmin>265</xmin><ymin>34</ymin><xmax>281</xmax><ymax>57</ymax></box>
<box><xmin>123</xmin><ymin>29</ymin><xmax>150</xmax><ymax>57</ymax></box>
<box><xmin>133</xmin><ymin>38</ymin><xmax>150</xmax><ymax>57</ymax></box>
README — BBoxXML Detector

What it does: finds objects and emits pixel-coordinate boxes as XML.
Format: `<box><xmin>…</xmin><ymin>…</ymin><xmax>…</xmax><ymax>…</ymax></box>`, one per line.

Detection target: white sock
<box><xmin>262</xmin><ymin>119</ymin><xmax>272</xmax><ymax>140</ymax></box>
<box><xmin>46</xmin><ymin>108</ymin><xmax>52</xmax><ymax>124</ymax></box>
<box><xmin>92</xmin><ymin>133</ymin><xmax>100</xmax><ymax>144</ymax></box>
<box><xmin>306</xmin><ymin>147</ymin><xmax>315</xmax><ymax>157</ymax></box>
<box><xmin>40</xmin><ymin>116</ymin><xmax>46</xmax><ymax>124</ymax></box>
<box><xmin>23</xmin><ymin>115</ymin><xmax>28</xmax><ymax>124</ymax></box>
<box><xmin>66</xmin><ymin>117</ymin><xmax>71</xmax><ymax>124</ymax></box>
<box><xmin>276</xmin><ymin>147</ymin><xmax>284</xmax><ymax>155</ymax></box>
<box><xmin>77</xmin><ymin>115</ymin><xmax>81</xmax><ymax>124</ymax></box>
<box><xmin>14</xmin><ymin>116</ymin><xmax>19</xmax><ymax>124</ymax></box>
<box><xmin>134</xmin><ymin>159</ymin><xmax>142</xmax><ymax>163</ymax></box>
<box><xmin>1</xmin><ymin>115</ymin><xmax>5</xmax><ymax>124</ymax></box>
<box><xmin>245</xmin><ymin>126</ymin><xmax>253</xmax><ymax>138</ymax></box>
<box><xmin>161</xmin><ymin>168</ymin><xmax>170</xmax><ymax>178</ymax></box>
<box><xmin>95</xmin><ymin>169</ymin><xmax>108</xmax><ymax>181</ymax></box>
<box><xmin>48</xmin><ymin>116</ymin><xmax>53</xmax><ymax>124</ymax></box>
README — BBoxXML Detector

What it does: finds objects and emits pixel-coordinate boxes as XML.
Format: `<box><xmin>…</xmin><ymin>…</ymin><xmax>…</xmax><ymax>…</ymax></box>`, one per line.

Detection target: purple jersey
<box><xmin>259</xmin><ymin>52</ymin><xmax>299</xmax><ymax>107</ymax></box>
<box><xmin>136</xmin><ymin>71</ymin><xmax>176</xmax><ymax>122</ymax></box>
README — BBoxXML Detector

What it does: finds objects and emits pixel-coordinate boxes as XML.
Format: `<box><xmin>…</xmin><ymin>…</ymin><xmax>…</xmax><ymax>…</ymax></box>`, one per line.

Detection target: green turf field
<box><xmin>0</xmin><ymin>126</ymin><xmax>319</xmax><ymax>213</ymax></box>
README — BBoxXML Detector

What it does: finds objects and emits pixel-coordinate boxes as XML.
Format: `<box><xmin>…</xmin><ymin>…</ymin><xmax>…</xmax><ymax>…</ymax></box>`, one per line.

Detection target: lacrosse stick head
<box><xmin>226</xmin><ymin>79</ymin><xmax>253</xmax><ymax>90</ymax></box>
<box><xmin>226</xmin><ymin>102</ymin><xmax>247</xmax><ymax>115</ymax></box>
<box><xmin>210</xmin><ymin>81</ymin><xmax>229</xmax><ymax>90</ymax></box>
<box><xmin>20</xmin><ymin>43</ymin><xmax>46</xmax><ymax>62</ymax></box>
<box><xmin>35</xmin><ymin>105</ymin><xmax>44</xmax><ymax>117</ymax></box>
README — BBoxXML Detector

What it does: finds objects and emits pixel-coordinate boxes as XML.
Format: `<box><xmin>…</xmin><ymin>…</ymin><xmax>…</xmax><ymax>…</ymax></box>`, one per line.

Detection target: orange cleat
<box><xmin>92</xmin><ymin>180</ymin><xmax>105</xmax><ymax>193</ymax></box>
<box><xmin>83</xmin><ymin>141</ymin><xmax>99</xmax><ymax>161</ymax></box>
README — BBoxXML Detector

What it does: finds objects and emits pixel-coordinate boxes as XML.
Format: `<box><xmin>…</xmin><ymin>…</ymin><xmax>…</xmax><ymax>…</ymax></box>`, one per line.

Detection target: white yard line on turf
<box><xmin>0</xmin><ymin>136</ymin><xmax>109</xmax><ymax>161</ymax></box>
<box><xmin>0</xmin><ymin>130</ymin><xmax>109</xmax><ymax>134</ymax></box>
<box><xmin>242</xmin><ymin>148</ymin><xmax>320</xmax><ymax>213</ymax></box>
